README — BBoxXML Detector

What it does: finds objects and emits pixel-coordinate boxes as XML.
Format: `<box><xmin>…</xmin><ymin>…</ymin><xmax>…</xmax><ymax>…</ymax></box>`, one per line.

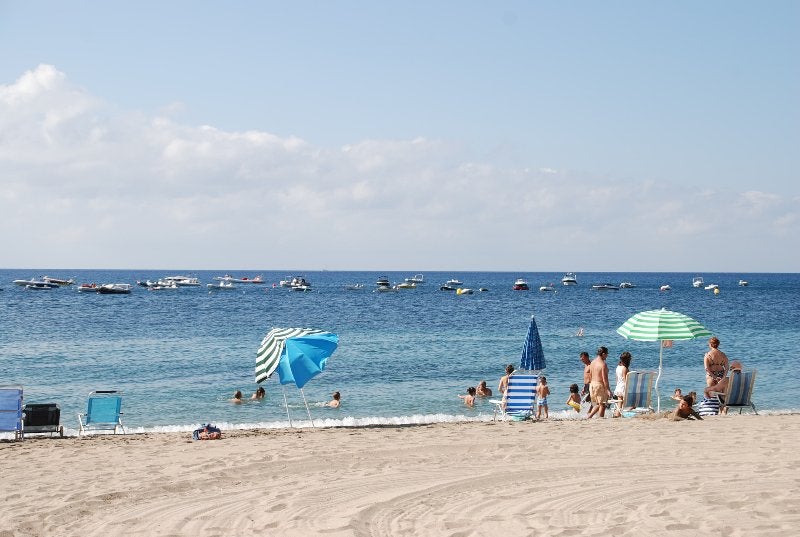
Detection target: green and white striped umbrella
<box><xmin>617</xmin><ymin>308</ymin><xmax>712</xmax><ymax>412</ymax></box>
<box><xmin>255</xmin><ymin>327</ymin><xmax>330</xmax><ymax>384</ymax></box>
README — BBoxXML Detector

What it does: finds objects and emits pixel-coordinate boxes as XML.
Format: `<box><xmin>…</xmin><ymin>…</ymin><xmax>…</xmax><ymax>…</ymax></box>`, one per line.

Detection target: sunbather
<box><xmin>671</xmin><ymin>395</ymin><xmax>703</xmax><ymax>421</ymax></box>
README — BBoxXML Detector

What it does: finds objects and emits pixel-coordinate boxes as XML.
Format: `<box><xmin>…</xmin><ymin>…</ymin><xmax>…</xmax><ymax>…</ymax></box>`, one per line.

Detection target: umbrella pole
<box><xmin>299</xmin><ymin>388</ymin><xmax>315</xmax><ymax>428</ymax></box>
<box><xmin>655</xmin><ymin>344</ymin><xmax>663</xmax><ymax>413</ymax></box>
<box><xmin>282</xmin><ymin>386</ymin><xmax>293</xmax><ymax>428</ymax></box>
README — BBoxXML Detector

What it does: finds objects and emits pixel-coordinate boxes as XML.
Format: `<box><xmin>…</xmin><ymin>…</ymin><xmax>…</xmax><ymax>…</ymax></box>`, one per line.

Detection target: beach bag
<box><xmin>193</xmin><ymin>423</ymin><xmax>222</xmax><ymax>440</ymax></box>
<box><xmin>697</xmin><ymin>397</ymin><xmax>720</xmax><ymax>417</ymax></box>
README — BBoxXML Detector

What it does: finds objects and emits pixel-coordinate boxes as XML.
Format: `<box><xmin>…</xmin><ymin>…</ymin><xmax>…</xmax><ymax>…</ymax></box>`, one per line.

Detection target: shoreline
<box><xmin>3</xmin><ymin>414</ymin><xmax>799</xmax><ymax>536</ymax></box>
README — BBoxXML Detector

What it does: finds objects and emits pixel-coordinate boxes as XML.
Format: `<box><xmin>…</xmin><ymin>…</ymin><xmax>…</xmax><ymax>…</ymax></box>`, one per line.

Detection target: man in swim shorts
<box><xmin>586</xmin><ymin>346</ymin><xmax>612</xmax><ymax>419</ymax></box>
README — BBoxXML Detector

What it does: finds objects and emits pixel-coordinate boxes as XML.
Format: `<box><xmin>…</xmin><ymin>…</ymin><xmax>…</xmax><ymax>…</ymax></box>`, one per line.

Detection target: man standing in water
<box><xmin>586</xmin><ymin>347</ymin><xmax>612</xmax><ymax>418</ymax></box>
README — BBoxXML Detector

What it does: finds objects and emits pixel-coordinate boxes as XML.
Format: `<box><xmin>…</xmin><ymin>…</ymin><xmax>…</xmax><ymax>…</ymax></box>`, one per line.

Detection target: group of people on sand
<box><xmin>229</xmin><ymin>388</ymin><xmax>341</xmax><ymax>407</ymax></box>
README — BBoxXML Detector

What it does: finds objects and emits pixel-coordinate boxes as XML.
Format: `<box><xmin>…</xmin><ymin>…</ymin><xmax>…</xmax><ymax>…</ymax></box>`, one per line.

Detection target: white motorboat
<box><xmin>739</xmin><ymin>280</ymin><xmax>749</xmax><ymax>287</ymax></box>
<box><xmin>41</xmin><ymin>276</ymin><xmax>74</xmax><ymax>286</ymax></box>
<box><xmin>208</xmin><ymin>282</ymin><xmax>235</xmax><ymax>290</ymax></box>
<box><xmin>97</xmin><ymin>283</ymin><xmax>132</xmax><ymax>294</ymax></box>
<box><xmin>214</xmin><ymin>274</ymin><xmax>264</xmax><ymax>284</ymax></box>
<box><xmin>25</xmin><ymin>282</ymin><xmax>58</xmax><ymax>290</ymax></box>
<box><xmin>660</xmin><ymin>284</ymin><xmax>671</xmax><ymax>291</ymax></box>
<box><xmin>619</xmin><ymin>282</ymin><xmax>635</xmax><ymax>288</ymax></box>
<box><xmin>692</xmin><ymin>276</ymin><xmax>704</xmax><ymax>288</ymax></box>
<box><xmin>395</xmin><ymin>281</ymin><xmax>417</xmax><ymax>289</ymax></box>
<box><xmin>279</xmin><ymin>276</ymin><xmax>294</xmax><ymax>288</ymax></box>
<box><xmin>513</xmin><ymin>278</ymin><xmax>530</xmax><ymax>291</ymax></box>
<box><xmin>374</xmin><ymin>276</ymin><xmax>396</xmax><ymax>292</ymax></box>
<box><xmin>77</xmin><ymin>283</ymin><xmax>99</xmax><ymax>292</ymax></box>
<box><xmin>539</xmin><ymin>284</ymin><xmax>555</xmax><ymax>292</ymax></box>
<box><xmin>561</xmin><ymin>272</ymin><xmax>577</xmax><ymax>285</ymax></box>
<box><xmin>404</xmin><ymin>274</ymin><xmax>424</xmax><ymax>284</ymax></box>
<box><xmin>290</xmin><ymin>276</ymin><xmax>311</xmax><ymax>291</ymax></box>
<box><xmin>445</xmin><ymin>278</ymin><xmax>463</xmax><ymax>287</ymax></box>
<box><xmin>162</xmin><ymin>275</ymin><xmax>201</xmax><ymax>287</ymax></box>
<box><xmin>705</xmin><ymin>284</ymin><xmax>719</xmax><ymax>291</ymax></box>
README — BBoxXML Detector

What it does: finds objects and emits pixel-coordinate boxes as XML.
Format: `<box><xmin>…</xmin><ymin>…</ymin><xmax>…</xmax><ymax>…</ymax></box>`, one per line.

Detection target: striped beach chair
<box><xmin>715</xmin><ymin>369</ymin><xmax>758</xmax><ymax>415</ymax></box>
<box><xmin>613</xmin><ymin>370</ymin><xmax>655</xmax><ymax>415</ymax></box>
<box><xmin>490</xmin><ymin>373</ymin><xmax>538</xmax><ymax>421</ymax></box>
<box><xmin>0</xmin><ymin>385</ymin><xmax>24</xmax><ymax>441</ymax></box>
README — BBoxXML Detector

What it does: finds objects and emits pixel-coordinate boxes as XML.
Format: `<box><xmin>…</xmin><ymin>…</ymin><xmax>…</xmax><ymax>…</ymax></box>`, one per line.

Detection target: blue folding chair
<box><xmin>612</xmin><ymin>371</ymin><xmax>655</xmax><ymax>416</ymax></box>
<box><xmin>0</xmin><ymin>385</ymin><xmax>24</xmax><ymax>441</ymax></box>
<box><xmin>715</xmin><ymin>369</ymin><xmax>758</xmax><ymax>415</ymax></box>
<box><xmin>78</xmin><ymin>390</ymin><xmax>125</xmax><ymax>435</ymax></box>
<box><xmin>490</xmin><ymin>374</ymin><xmax>538</xmax><ymax>421</ymax></box>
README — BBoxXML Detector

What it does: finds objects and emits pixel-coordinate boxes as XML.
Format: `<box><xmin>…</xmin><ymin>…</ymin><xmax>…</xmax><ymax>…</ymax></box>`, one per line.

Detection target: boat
<box><xmin>97</xmin><ymin>283</ymin><xmax>132</xmax><ymax>294</ymax></box>
<box><xmin>25</xmin><ymin>282</ymin><xmax>58</xmax><ymax>290</ymax></box>
<box><xmin>539</xmin><ymin>284</ymin><xmax>555</xmax><ymax>292</ymax></box>
<box><xmin>591</xmin><ymin>283</ymin><xmax>619</xmax><ymax>291</ymax></box>
<box><xmin>455</xmin><ymin>288</ymin><xmax>474</xmax><ymax>295</ymax></box>
<box><xmin>214</xmin><ymin>274</ymin><xmax>264</xmax><ymax>284</ymax></box>
<box><xmin>445</xmin><ymin>278</ymin><xmax>462</xmax><ymax>287</ymax></box>
<box><xmin>404</xmin><ymin>274</ymin><xmax>424</xmax><ymax>284</ymax></box>
<box><xmin>619</xmin><ymin>282</ymin><xmax>635</xmax><ymax>288</ymax></box>
<box><xmin>660</xmin><ymin>284</ymin><xmax>671</xmax><ymax>291</ymax></box>
<box><xmin>561</xmin><ymin>272</ymin><xmax>578</xmax><ymax>285</ymax></box>
<box><xmin>77</xmin><ymin>283</ymin><xmax>98</xmax><ymax>292</ymax></box>
<box><xmin>162</xmin><ymin>275</ymin><xmax>201</xmax><ymax>287</ymax></box>
<box><xmin>374</xmin><ymin>276</ymin><xmax>396</xmax><ymax>292</ymax></box>
<box><xmin>344</xmin><ymin>283</ymin><xmax>364</xmax><ymax>290</ymax></box>
<box><xmin>208</xmin><ymin>282</ymin><xmax>234</xmax><ymax>290</ymax></box>
<box><xmin>395</xmin><ymin>281</ymin><xmax>417</xmax><ymax>289</ymax></box>
<box><xmin>13</xmin><ymin>278</ymin><xmax>57</xmax><ymax>287</ymax></box>
<box><xmin>279</xmin><ymin>276</ymin><xmax>294</xmax><ymax>288</ymax></box>
<box><xmin>147</xmin><ymin>282</ymin><xmax>179</xmax><ymax>291</ymax></box>
<box><xmin>512</xmin><ymin>278</ymin><xmax>530</xmax><ymax>291</ymax></box>
<box><xmin>692</xmin><ymin>276</ymin><xmax>704</xmax><ymax>288</ymax></box>
<box><xmin>705</xmin><ymin>284</ymin><xmax>719</xmax><ymax>291</ymax></box>
<box><xmin>440</xmin><ymin>283</ymin><xmax>458</xmax><ymax>291</ymax></box>
<box><xmin>41</xmin><ymin>276</ymin><xmax>74</xmax><ymax>286</ymax></box>
<box><xmin>739</xmin><ymin>280</ymin><xmax>749</xmax><ymax>287</ymax></box>
<box><xmin>290</xmin><ymin>276</ymin><xmax>311</xmax><ymax>291</ymax></box>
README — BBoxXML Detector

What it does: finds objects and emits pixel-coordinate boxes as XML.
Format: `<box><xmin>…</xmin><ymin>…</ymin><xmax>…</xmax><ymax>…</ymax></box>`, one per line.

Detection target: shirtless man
<box><xmin>586</xmin><ymin>347</ymin><xmax>612</xmax><ymax>418</ymax></box>
<box><xmin>703</xmin><ymin>336</ymin><xmax>729</xmax><ymax>387</ymax></box>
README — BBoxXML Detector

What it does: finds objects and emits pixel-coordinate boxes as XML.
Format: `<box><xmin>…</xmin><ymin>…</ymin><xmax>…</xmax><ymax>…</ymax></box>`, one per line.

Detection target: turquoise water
<box><xmin>1</xmin><ymin>270</ymin><xmax>797</xmax><ymax>436</ymax></box>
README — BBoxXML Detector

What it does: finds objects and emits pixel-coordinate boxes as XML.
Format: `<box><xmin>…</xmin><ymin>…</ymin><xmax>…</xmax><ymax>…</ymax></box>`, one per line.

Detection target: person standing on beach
<box><xmin>703</xmin><ymin>336</ymin><xmax>729</xmax><ymax>388</ymax></box>
<box><xmin>498</xmin><ymin>364</ymin><xmax>515</xmax><ymax>397</ymax></box>
<box><xmin>579</xmin><ymin>351</ymin><xmax>593</xmax><ymax>413</ymax></box>
<box><xmin>586</xmin><ymin>347</ymin><xmax>611</xmax><ymax>418</ymax></box>
<box><xmin>535</xmin><ymin>376</ymin><xmax>550</xmax><ymax>419</ymax></box>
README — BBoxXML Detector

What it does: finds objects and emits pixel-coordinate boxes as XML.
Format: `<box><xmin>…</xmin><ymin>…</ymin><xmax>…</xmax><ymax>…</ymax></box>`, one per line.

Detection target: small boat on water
<box><xmin>539</xmin><ymin>284</ymin><xmax>555</xmax><ymax>292</ymax></box>
<box><xmin>26</xmin><ymin>282</ymin><xmax>58</xmax><ymax>290</ymax></box>
<box><xmin>214</xmin><ymin>274</ymin><xmax>264</xmax><ymax>284</ymax></box>
<box><xmin>619</xmin><ymin>282</ymin><xmax>635</xmax><ymax>289</ymax></box>
<box><xmin>660</xmin><ymin>284</ymin><xmax>672</xmax><ymax>291</ymax></box>
<box><xmin>395</xmin><ymin>281</ymin><xmax>417</xmax><ymax>289</ymax></box>
<box><xmin>512</xmin><ymin>278</ymin><xmax>530</xmax><ymax>291</ymax></box>
<box><xmin>456</xmin><ymin>288</ymin><xmax>474</xmax><ymax>295</ymax></box>
<box><xmin>290</xmin><ymin>277</ymin><xmax>311</xmax><ymax>291</ymax></box>
<box><xmin>693</xmin><ymin>276</ymin><xmax>704</xmax><ymax>288</ymax></box>
<box><xmin>561</xmin><ymin>272</ymin><xmax>577</xmax><ymax>285</ymax></box>
<box><xmin>41</xmin><ymin>276</ymin><xmax>75</xmax><ymax>286</ymax></box>
<box><xmin>404</xmin><ymin>274</ymin><xmax>424</xmax><ymax>284</ymax></box>
<box><xmin>705</xmin><ymin>284</ymin><xmax>719</xmax><ymax>291</ymax></box>
<box><xmin>162</xmin><ymin>275</ymin><xmax>201</xmax><ymax>287</ymax></box>
<box><xmin>97</xmin><ymin>283</ymin><xmax>132</xmax><ymax>295</ymax></box>
<box><xmin>374</xmin><ymin>276</ymin><xmax>396</xmax><ymax>292</ymax></box>
<box><xmin>739</xmin><ymin>280</ymin><xmax>749</xmax><ymax>287</ymax></box>
<box><xmin>446</xmin><ymin>278</ymin><xmax>462</xmax><ymax>287</ymax></box>
<box><xmin>78</xmin><ymin>283</ymin><xmax>99</xmax><ymax>292</ymax></box>
<box><xmin>207</xmin><ymin>282</ymin><xmax>237</xmax><ymax>291</ymax></box>
<box><xmin>592</xmin><ymin>283</ymin><xmax>619</xmax><ymax>291</ymax></box>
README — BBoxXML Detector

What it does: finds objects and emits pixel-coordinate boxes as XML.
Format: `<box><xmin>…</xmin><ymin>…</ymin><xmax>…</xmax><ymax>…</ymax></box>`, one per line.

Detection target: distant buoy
<box><xmin>714</xmin><ymin>287</ymin><xmax>720</xmax><ymax>295</ymax></box>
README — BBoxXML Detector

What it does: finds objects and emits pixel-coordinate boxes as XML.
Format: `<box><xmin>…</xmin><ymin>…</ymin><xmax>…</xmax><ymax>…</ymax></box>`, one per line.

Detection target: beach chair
<box><xmin>611</xmin><ymin>370</ymin><xmax>655</xmax><ymax>416</ymax></box>
<box><xmin>713</xmin><ymin>369</ymin><xmax>757</xmax><ymax>415</ymax></box>
<box><xmin>0</xmin><ymin>385</ymin><xmax>24</xmax><ymax>440</ymax></box>
<box><xmin>23</xmin><ymin>403</ymin><xmax>64</xmax><ymax>437</ymax></box>
<box><xmin>77</xmin><ymin>390</ymin><xmax>125</xmax><ymax>435</ymax></box>
<box><xmin>490</xmin><ymin>373</ymin><xmax>538</xmax><ymax>421</ymax></box>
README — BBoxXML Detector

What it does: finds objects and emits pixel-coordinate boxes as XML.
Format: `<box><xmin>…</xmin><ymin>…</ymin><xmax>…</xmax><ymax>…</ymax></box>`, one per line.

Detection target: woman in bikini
<box><xmin>703</xmin><ymin>336</ymin><xmax>729</xmax><ymax>387</ymax></box>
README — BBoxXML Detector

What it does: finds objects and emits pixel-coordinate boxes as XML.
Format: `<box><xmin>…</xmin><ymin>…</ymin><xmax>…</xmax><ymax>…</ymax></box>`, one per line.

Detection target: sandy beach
<box><xmin>2</xmin><ymin>414</ymin><xmax>799</xmax><ymax>536</ymax></box>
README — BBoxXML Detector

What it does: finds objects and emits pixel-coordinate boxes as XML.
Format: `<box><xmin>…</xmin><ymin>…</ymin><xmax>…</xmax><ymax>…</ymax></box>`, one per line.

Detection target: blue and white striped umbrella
<box><xmin>520</xmin><ymin>315</ymin><xmax>546</xmax><ymax>371</ymax></box>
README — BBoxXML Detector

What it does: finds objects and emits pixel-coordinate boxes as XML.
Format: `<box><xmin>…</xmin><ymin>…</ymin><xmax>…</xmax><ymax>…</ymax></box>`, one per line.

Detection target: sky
<box><xmin>1</xmin><ymin>1</ymin><xmax>798</xmax><ymax>272</ymax></box>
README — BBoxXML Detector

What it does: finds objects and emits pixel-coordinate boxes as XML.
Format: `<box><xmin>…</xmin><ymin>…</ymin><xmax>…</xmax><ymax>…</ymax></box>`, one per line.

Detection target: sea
<box><xmin>1</xmin><ymin>269</ymin><xmax>797</xmax><ymax>438</ymax></box>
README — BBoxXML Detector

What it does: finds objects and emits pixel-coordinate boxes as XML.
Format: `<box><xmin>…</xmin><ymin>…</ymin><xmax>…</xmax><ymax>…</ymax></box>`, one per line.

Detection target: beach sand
<box><xmin>2</xmin><ymin>414</ymin><xmax>799</xmax><ymax>536</ymax></box>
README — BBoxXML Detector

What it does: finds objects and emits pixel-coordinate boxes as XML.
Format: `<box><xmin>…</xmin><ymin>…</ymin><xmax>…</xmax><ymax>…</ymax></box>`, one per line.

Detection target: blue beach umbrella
<box><xmin>520</xmin><ymin>314</ymin><xmax>546</xmax><ymax>371</ymax></box>
<box><xmin>255</xmin><ymin>327</ymin><xmax>339</xmax><ymax>426</ymax></box>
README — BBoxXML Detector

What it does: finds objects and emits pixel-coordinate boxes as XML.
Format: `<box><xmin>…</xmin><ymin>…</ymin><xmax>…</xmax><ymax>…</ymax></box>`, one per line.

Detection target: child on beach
<box><xmin>566</xmin><ymin>383</ymin><xmax>581</xmax><ymax>412</ymax></box>
<box><xmin>459</xmin><ymin>386</ymin><xmax>476</xmax><ymax>407</ymax></box>
<box><xmin>536</xmin><ymin>377</ymin><xmax>550</xmax><ymax>419</ymax></box>
<box><xmin>672</xmin><ymin>395</ymin><xmax>703</xmax><ymax>420</ymax></box>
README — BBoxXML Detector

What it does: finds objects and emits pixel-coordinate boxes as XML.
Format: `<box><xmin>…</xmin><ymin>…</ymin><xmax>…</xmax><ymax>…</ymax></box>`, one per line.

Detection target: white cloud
<box><xmin>1</xmin><ymin>65</ymin><xmax>797</xmax><ymax>271</ymax></box>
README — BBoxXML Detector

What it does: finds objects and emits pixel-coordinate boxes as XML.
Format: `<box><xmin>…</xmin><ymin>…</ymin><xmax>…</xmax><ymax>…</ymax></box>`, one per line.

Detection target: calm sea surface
<box><xmin>1</xmin><ymin>270</ymin><xmax>797</xmax><ymax>436</ymax></box>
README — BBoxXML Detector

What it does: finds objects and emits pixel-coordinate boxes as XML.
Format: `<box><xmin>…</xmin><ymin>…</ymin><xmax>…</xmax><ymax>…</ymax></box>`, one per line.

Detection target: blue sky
<box><xmin>1</xmin><ymin>1</ymin><xmax>798</xmax><ymax>271</ymax></box>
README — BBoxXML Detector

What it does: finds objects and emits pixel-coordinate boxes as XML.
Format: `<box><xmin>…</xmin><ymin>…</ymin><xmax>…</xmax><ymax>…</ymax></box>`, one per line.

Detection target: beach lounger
<box><xmin>712</xmin><ymin>369</ymin><xmax>757</xmax><ymax>415</ymax></box>
<box><xmin>490</xmin><ymin>373</ymin><xmax>538</xmax><ymax>421</ymax></box>
<box><xmin>23</xmin><ymin>403</ymin><xmax>64</xmax><ymax>437</ymax></box>
<box><xmin>77</xmin><ymin>390</ymin><xmax>125</xmax><ymax>435</ymax></box>
<box><xmin>0</xmin><ymin>385</ymin><xmax>24</xmax><ymax>441</ymax></box>
<box><xmin>611</xmin><ymin>370</ymin><xmax>655</xmax><ymax>416</ymax></box>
